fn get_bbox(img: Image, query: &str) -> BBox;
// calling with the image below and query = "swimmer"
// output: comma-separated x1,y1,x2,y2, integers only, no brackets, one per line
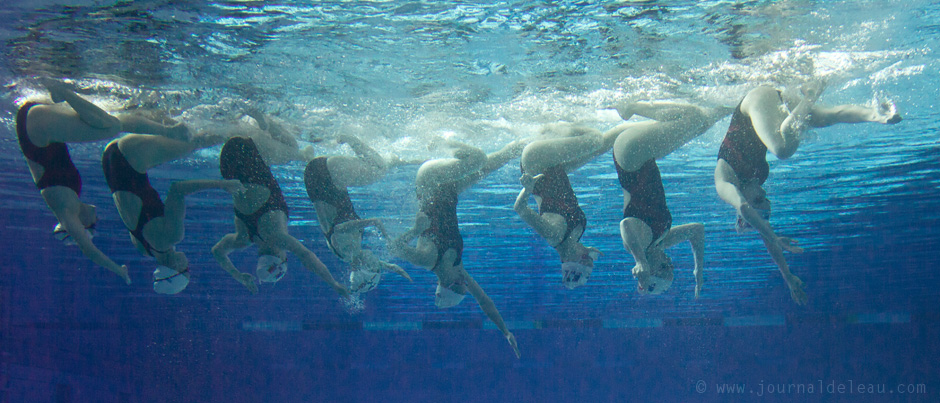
102,130,242,294
390,138,528,359
176,100,317,165
304,134,412,294
714,81,901,305
612,101,731,298
242,108,317,164
515,123,624,289
16,78,187,284
211,136,349,297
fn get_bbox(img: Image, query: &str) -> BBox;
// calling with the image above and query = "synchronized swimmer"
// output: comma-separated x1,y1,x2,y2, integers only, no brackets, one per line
13,77,903,357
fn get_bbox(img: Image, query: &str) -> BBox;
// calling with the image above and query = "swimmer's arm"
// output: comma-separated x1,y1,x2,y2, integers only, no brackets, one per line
620,217,654,283
661,223,706,298
464,273,520,359
389,230,437,269
59,213,130,285
388,215,436,269
273,231,350,298
211,231,258,294
514,187,563,246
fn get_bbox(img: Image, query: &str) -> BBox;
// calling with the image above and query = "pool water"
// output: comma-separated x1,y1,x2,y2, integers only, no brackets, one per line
1,1,938,402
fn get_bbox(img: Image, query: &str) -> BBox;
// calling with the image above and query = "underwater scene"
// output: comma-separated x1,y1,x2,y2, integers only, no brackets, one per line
1,1,938,402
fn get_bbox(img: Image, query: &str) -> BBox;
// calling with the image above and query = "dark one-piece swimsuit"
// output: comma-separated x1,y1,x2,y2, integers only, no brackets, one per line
17,102,82,195
304,157,361,260
716,98,776,186
102,141,167,257
528,165,587,250
614,152,672,244
220,137,289,243
418,181,463,269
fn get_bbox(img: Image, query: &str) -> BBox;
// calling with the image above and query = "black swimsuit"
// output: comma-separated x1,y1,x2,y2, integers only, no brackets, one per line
418,182,463,268
102,141,167,257
220,137,289,242
529,165,586,248
304,157,361,259
614,153,672,243
16,102,83,194
717,100,772,186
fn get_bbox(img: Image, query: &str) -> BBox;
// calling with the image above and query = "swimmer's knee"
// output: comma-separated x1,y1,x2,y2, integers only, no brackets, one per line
620,217,652,237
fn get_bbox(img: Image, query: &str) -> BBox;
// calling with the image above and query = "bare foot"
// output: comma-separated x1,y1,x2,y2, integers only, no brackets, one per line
800,79,827,102
191,132,226,149
40,77,71,103
876,99,901,124
244,108,269,131
608,101,636,121
386,263,412,281
165,122,192,141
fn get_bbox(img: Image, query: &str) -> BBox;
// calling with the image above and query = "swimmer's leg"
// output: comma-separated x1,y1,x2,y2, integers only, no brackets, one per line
715,159,805,304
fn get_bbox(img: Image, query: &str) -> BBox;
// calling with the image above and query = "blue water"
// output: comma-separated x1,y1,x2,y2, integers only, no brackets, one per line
1,1,939,402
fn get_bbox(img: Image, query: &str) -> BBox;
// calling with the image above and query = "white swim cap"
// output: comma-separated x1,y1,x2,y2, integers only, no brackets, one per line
153,266,190,295
256,255,287,283
642,274,674,295
349,269,381,294
561,261,592,289
435,283,466,308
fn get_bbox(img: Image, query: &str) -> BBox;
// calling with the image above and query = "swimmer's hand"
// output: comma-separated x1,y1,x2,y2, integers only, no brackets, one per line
694,265,703,299
519,173,543,192
785,273,807,305
414,212,431,233
237,272,259,294
221,180,246,196
333,282,351,298
115,264,132,285
507,332,521,359
589,248,603,263
632,263,652,292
